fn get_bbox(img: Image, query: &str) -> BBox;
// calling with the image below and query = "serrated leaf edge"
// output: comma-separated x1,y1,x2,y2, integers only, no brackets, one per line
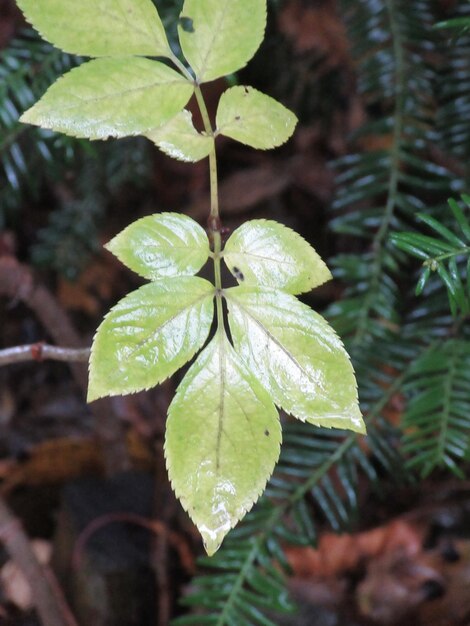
223,219,333,294
164,331,281,555
87,278,215,402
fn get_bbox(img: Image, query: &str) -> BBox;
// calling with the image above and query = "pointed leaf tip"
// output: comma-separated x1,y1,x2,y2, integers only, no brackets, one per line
226,287,365,434
87,277,214,401
146,111,214,163
223,219,332,294
165,331,280,554
216,86,298,150
106,213,210,280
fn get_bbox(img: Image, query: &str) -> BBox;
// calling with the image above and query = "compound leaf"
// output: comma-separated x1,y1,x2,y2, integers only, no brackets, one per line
21,58,193,140
226,287,365,433
88,277,214,401
16,0,172,58
146,110,214,162
216,86,298,149
106,213,210,280
178,0,267,83
223,219,332,294
165,330,280,555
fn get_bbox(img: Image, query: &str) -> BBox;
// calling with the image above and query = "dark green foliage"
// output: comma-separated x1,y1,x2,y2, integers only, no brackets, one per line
402,340,470,477
30,137,153,279
392,195,470,315
0,29,79,218
0,29,154,276
175,0,470,623
31,197,101,280
3,0,470,622
173,423,374,626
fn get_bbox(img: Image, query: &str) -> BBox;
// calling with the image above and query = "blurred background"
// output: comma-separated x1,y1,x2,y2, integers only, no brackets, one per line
1,0,470,625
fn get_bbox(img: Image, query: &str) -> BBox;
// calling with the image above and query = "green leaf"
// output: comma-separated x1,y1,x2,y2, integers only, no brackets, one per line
88,277,214,401
226,287,365,433
417,213,466,247
448,198,470,242
165,330,280,555
223,219,332,294
146,110,214,162
16,0,172,57
178,0,267,83
216,86,298,150
106,213,210,280
20,58,193,140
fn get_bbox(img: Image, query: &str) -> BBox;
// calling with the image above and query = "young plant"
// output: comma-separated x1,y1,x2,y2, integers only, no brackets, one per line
17,0,365,555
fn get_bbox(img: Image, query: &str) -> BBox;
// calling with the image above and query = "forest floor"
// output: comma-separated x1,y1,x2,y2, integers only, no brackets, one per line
1,0,470,625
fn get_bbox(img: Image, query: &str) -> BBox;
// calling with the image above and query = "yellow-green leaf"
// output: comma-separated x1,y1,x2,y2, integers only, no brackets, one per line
146,110,214,162
20,58,194,140
216,86,298,149
88,277,214,401
226,287,365,434
106,213,210,280
17,0,172,57
178,0,267,83
165,331,280,555
223,219,332,294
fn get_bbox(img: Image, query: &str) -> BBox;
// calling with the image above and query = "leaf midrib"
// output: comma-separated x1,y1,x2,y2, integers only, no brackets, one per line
36,74,188,113
228,294,317,393
127,289,213,357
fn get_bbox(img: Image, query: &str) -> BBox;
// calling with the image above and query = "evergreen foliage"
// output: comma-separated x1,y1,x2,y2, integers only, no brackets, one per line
2,0,470,622
0,29,79,216
175,0,470,622
0,29,157,277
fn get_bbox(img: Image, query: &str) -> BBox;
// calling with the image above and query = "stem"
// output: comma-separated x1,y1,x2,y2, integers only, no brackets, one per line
194,87,220,223
193,85,225,329
425,246,470,264
0,256,130,475
0,344,90,366
169,52,194,83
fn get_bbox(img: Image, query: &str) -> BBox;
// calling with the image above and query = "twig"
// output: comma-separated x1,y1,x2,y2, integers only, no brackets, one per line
0,343,90,366
0,256,130,474
0,496,79,626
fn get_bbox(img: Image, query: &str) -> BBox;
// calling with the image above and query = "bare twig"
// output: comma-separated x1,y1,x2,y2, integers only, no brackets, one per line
0,496,79,626
0,343,90,366
0,256,130,474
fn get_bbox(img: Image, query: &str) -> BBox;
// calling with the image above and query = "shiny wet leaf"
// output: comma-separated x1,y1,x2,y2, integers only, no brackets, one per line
16,0,172,58
106,213,210,280
165,331,280,555
88,277,214,401
226,286,365,433
178,0,267,83
146,110,214,162
21,58,193,140
216,86,298,150
223,219,332,294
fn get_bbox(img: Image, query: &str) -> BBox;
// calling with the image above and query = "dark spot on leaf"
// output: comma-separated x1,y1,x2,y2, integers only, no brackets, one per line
179,16,195,33
264,429,270,437
232,267,244,281
244,86,249,94
235,115,241,121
